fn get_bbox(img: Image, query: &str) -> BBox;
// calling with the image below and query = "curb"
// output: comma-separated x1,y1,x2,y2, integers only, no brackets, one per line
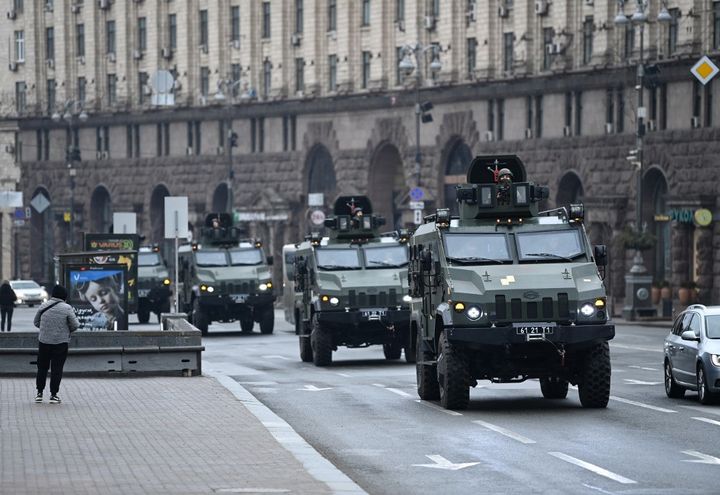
207,371,367,495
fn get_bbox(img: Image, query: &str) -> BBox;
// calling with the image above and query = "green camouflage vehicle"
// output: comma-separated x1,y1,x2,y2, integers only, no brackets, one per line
409,155,614,410
294,197,413,366
136,245,172,324
178,213,275,335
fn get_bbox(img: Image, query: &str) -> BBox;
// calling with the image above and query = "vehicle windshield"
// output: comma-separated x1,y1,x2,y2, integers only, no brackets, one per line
364,245,408,268
195,251,228,267
229,248,264,266
12,281,40,289
516,230,585,262
315,248,361,270
444,234,511,263
139,253,162,266
706,315,720,339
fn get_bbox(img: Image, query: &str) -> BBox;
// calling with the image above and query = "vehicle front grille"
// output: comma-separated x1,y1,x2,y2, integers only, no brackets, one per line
491,292,575,323
347,289,397,308
220,281,255,294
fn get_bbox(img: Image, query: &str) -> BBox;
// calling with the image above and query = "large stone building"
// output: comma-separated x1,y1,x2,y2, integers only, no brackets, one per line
1,0,719,313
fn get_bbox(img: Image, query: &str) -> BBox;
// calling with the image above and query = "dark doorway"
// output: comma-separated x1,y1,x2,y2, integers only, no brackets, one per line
212,183,229,213
642,168,670,282
29,188,54,284
306,144,337,209
368,144,405,229
443,140,473,214
556,172,584,212
149,185,171,245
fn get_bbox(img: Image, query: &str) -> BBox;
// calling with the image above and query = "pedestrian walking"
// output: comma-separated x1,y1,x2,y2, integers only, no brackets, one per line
33,285,79,404
0,280,17,332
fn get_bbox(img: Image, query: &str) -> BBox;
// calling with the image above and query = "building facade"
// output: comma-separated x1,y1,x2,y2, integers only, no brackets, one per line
1,0,720,312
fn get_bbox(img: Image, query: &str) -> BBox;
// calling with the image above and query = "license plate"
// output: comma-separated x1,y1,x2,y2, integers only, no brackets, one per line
137,289,149,298
361,308,387,320
230,294,248,303
514,323,555,335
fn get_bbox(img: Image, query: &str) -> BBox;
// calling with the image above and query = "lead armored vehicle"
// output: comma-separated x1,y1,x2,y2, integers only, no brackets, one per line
136,245,172,323
409,155,614,409
294,197,413,366
177,213,275,335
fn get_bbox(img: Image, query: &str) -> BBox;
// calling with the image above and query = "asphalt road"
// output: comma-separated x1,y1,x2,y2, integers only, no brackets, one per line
9,307,720,494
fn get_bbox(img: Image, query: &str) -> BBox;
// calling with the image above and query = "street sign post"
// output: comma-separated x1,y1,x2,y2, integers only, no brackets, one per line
310,209,326,225
308,193,324,207
410,187,425,201
164,197,188,313
113,213,137,234
30,193,50,214
409,201,425,210
413,209,423,225
0,191,23,208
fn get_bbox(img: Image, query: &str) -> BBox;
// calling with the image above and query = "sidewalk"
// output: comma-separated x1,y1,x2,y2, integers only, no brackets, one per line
0,375,364,495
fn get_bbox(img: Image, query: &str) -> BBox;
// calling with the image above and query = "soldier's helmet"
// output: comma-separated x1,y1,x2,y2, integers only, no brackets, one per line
498,168,513,180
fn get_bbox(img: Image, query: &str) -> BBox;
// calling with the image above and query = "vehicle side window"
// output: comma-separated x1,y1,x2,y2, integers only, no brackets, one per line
681,312,694,334
688,313,702,337
672,314,684,335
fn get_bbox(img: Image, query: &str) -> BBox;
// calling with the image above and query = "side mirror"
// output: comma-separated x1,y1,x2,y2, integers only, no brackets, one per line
681,330,700,342
266,255,274,266
594,245,607,266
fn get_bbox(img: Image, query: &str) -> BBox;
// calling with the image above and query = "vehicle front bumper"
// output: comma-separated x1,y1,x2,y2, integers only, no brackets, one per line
701,355,720,393
446,323,615,347
198,293,276,308
318,308,411,327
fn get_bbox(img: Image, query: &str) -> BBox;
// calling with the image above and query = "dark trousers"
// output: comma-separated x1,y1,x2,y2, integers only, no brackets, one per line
0,305,13,331
36,342,69,395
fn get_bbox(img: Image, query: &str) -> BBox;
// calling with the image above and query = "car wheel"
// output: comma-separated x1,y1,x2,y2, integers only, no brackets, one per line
578,342,611,408
192,299,209,336
259,307,274,334
664,360,686,399
383,342,402,360
310,314,332,367
138,307,151,324
697,365,718,405
416,332,440,401
540,377,569,399
404,325,417,364
299,319,313,363
437,332,470,410
240,316,254,333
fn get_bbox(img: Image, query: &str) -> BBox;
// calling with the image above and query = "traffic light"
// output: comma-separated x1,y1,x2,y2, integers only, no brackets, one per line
420,101,434,123
229,131,239,148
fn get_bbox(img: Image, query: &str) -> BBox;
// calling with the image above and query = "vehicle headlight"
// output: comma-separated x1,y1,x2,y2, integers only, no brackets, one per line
259,283,268,291
17,298,23,304
206,286,214,293
200,285,214,293
712,355,720,367
163,278,171,286
466,306,482,320
580,303,595,317
329,297,339,306
454,302,466,312
402,295,413,303
321,295,329,303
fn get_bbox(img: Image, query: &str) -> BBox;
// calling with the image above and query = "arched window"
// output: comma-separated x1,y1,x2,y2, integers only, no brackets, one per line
90,186,112,233
212,183,229,214
306,144,337,208
556,172,584,212
443,140,472,213
368,144,404,229
149,185,170,244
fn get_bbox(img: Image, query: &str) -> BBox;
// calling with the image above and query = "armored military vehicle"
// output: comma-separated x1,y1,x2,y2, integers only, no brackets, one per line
136,245,172,323
408,155,614,410
294,196,413,366
177,213,275,335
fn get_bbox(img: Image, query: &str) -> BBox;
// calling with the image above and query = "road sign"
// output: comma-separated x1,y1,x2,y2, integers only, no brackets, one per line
691,56,719,85
30,193,50,214
63,212,71,223
164,197,188,239
308,193,324,207
13,219,25,227
413,209,423,225
410,187,424,201
114,212,137,234
310,209,326,225
409,201,425,210
0,191,22,208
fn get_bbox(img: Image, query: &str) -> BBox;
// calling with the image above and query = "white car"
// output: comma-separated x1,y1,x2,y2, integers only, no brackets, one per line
10,280,49,307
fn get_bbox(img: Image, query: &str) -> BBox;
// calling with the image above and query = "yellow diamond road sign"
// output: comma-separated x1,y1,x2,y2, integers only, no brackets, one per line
691,56,719,85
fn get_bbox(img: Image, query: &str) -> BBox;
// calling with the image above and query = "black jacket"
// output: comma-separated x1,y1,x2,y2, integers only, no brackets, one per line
0,283,17,306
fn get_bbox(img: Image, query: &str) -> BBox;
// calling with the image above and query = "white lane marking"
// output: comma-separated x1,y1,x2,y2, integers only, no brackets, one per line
581,484,619,495
216,489,290,493
610,395,677,413
628,365,659,372
386,387,413,398
623,379,662,385
262,355,291,360
297,384,333,392
412,455,481,471
611,343,663,353
548,452,637,485
414,400,463,416
336,373,351,378
372,383,385,388
692,417,720,427
681,450,720,465
472,420,536,444
238,381,279,386
680,405,720,417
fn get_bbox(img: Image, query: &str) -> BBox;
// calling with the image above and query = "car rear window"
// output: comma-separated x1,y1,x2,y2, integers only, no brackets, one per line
705,315,720,339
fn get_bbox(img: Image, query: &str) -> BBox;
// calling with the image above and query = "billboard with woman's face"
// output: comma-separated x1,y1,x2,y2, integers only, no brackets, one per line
66,265,129,331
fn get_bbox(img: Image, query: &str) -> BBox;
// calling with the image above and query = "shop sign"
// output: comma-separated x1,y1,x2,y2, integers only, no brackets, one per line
658,208,714,226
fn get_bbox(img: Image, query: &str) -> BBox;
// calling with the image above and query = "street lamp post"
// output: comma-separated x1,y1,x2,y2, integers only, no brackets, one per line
214,79,251,216
616,0,671,319
52,100,88,250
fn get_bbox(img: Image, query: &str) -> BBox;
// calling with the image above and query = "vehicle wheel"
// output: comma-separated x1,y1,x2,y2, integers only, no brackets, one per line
578,342,611,408
404,325,417,364
540,377,569,399
299,320,313,363
310,314,332,367
240,316,254,333
28,304,34,308
294,310,301,335
192,299,209,336
383,342,402,360
259,307,274,334
138,307,151,324
697,364,718,405
416,332,440,400
664,361,685,399
437,332,470,410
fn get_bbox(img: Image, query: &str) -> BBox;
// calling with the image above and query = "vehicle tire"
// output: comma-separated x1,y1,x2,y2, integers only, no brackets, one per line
240,316,254,333
192,299,209,336
437,332,470,410
138,306,151,324
664,360,685,399
28,304,34,308
697,364,718,405
294,310,301,335
404,325,417,364
416,332,440,400
299,320,313,363
578,342,611,408
310,314,332,367
383,342,402,360
259,307,274,334
540,377,569,399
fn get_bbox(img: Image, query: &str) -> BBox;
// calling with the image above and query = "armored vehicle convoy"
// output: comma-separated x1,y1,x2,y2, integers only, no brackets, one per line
136,245,172,323
294,197,413,366
409,155,614,410
177,213,275,335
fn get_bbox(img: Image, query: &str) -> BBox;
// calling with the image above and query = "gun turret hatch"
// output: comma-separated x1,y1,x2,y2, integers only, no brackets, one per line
200,213,243,245
323,196,386,242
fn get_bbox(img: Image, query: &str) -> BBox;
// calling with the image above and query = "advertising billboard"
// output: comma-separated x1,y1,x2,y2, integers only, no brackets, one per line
84,234,139,313
66,265,129,331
